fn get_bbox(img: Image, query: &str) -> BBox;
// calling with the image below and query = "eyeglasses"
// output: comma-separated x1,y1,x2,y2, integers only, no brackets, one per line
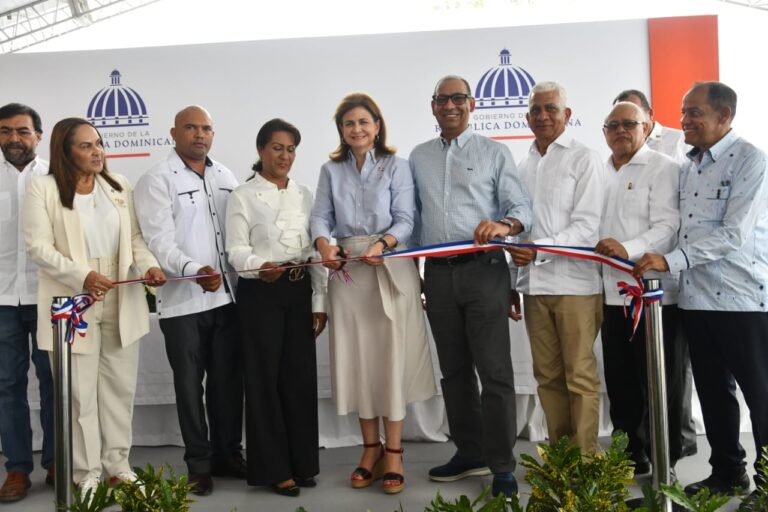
603,120,644,132
432,93,471,106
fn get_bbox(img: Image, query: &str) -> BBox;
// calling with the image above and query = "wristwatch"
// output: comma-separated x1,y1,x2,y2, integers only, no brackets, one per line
497,218,518,236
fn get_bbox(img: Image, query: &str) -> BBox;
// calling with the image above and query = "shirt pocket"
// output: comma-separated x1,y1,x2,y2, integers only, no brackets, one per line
621,186,650,219
704,185,730,221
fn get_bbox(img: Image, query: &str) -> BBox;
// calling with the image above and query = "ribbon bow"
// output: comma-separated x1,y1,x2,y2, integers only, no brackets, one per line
50,293,96,345
617,281,664,338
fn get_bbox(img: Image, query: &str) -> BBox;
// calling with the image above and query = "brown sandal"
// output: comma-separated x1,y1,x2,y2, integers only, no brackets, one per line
350,442,385,489
382,446,405,494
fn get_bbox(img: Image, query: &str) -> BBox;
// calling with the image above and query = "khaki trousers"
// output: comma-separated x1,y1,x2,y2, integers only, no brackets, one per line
57,257,140,482
523,294,602,453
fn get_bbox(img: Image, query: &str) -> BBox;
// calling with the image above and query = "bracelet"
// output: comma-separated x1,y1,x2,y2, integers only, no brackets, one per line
376,237,391,251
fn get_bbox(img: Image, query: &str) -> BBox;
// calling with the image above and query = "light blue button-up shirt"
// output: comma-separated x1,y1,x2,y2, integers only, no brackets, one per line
665,130,768,311
310,151,414,245
409,127,531,246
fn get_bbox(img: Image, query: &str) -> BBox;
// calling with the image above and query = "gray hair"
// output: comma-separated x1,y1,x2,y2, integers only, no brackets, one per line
529,81,568,107
605,101,647,124
433,75,473,97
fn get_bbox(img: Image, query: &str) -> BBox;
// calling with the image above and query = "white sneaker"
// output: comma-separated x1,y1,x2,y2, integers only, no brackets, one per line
112,470,144,495
78,476,101,505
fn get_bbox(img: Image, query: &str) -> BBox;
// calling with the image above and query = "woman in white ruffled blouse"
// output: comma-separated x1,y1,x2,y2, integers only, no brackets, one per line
225,119,327,497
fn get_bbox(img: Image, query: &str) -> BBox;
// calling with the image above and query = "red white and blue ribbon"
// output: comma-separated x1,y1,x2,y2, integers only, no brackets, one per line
58,239,663,340
385,240,663,336
50,293,96,345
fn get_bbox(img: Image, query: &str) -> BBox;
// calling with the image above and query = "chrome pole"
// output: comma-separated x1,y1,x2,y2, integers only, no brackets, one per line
52,296,73,510
644,278,671,512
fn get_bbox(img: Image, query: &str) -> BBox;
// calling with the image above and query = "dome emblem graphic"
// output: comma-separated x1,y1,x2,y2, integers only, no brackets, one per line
474,49,536,110
87,70,149,128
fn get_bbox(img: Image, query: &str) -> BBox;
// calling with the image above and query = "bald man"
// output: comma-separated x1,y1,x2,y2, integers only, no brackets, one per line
596,102,684,476
134,106,244,496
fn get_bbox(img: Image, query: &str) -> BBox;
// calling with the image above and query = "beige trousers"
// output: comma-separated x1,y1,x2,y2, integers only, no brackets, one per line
53,256,140,482
523,294,603,453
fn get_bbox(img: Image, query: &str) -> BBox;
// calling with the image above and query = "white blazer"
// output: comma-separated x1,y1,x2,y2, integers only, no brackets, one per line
23,173,159,354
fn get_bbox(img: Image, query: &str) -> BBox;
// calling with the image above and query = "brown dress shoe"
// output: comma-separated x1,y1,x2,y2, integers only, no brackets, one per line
0,471,32,503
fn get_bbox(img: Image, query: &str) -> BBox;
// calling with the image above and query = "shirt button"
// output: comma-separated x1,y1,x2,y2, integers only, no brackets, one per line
694,193,698,197
688,214,692,218
684,235,688,239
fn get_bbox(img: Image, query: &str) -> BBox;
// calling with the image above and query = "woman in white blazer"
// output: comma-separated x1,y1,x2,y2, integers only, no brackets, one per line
23,118,165,497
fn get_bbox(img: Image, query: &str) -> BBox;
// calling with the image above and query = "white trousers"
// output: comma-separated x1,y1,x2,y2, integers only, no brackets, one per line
51,256,140,483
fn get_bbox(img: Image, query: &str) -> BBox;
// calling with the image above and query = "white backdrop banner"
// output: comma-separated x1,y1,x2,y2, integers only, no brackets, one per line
0,18,648,187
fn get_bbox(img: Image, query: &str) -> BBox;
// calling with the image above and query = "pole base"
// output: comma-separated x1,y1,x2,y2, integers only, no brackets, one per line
626,496,686,511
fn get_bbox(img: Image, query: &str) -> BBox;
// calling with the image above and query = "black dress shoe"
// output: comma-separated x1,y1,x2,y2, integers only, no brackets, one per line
211,454,247,479
295,477,317,488
681,443,698,457
684,472,750,496
188,474,213,496
271,480,300,497
633,459,652,477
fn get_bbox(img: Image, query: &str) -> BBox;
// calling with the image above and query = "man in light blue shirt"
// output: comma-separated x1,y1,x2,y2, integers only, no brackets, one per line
635,82,768,504
409,75,531,500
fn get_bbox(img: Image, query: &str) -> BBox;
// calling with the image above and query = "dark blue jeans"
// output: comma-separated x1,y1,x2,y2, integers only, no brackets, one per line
0,305,54,472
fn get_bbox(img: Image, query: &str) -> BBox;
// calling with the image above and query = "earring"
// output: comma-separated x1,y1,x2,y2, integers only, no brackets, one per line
374,135,380,144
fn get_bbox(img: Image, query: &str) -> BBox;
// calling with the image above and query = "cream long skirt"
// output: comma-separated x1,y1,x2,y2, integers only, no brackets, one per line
328,235,436,421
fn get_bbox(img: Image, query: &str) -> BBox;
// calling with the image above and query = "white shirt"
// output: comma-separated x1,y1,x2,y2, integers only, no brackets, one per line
74,184,120,259
647,122,690,166
226,173,327,312
600,145,680,305
0,156,48,305
515,134,604,295
134,150,239,319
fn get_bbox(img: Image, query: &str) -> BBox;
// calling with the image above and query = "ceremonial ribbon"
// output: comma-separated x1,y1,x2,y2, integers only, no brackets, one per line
50,293,96,345
65,239,664,340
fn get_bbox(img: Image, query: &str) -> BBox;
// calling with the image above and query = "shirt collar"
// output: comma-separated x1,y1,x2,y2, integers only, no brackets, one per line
169,149,213,177
605,145,650,171
253,170,295,191
648,121,664,142
347,148,377,165
528,132,573,155
687,129,737,163
0,155,42,174
440,126,473,149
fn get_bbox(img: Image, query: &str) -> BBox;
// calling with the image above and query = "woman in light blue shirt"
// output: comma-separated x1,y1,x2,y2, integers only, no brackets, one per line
310,93,435,495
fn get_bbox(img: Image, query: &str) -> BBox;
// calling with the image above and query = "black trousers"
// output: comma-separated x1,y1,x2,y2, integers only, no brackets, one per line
159,303,243,474
601,305,684,464
683,309,768,481
236,273,319,486
424,250,517,473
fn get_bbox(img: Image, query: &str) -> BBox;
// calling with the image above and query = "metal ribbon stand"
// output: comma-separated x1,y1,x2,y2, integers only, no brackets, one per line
644,278,672,512
52,297,73,510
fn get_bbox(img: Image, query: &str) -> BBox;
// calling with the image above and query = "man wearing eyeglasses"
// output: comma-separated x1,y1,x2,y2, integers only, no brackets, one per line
635,82,768,505
409,75,531,500
506,81,604,454
614,88,699,461
0,103,54,502
596,101,683,477
614,89,690,166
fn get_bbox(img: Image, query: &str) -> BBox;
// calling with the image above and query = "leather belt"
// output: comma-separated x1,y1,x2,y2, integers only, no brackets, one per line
429,252,484,267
